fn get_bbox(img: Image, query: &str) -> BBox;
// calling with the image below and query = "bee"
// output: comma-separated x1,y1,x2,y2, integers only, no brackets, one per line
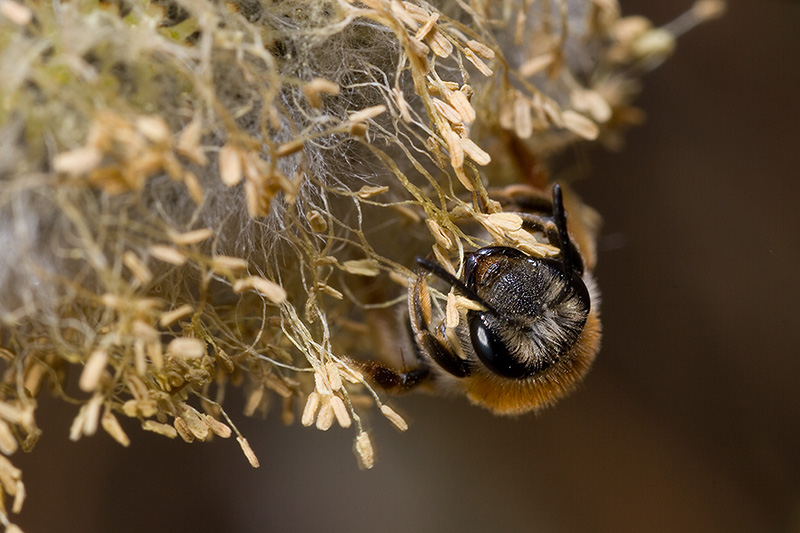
356,184,601,415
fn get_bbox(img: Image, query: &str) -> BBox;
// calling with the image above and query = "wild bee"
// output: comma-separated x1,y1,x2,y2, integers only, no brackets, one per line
357,184,601,415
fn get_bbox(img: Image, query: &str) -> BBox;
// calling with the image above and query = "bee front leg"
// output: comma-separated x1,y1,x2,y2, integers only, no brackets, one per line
351,272,469,394
408,275,470,378
351,359,431,393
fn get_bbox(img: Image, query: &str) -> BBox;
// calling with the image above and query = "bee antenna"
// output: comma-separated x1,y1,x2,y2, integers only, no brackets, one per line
551,184,584,276
415,257,498,314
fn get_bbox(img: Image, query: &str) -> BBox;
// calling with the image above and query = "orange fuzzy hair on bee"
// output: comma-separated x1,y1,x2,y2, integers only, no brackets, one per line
463,288,601,415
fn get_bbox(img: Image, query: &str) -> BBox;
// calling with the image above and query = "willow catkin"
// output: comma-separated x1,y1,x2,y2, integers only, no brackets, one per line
0,0,722,525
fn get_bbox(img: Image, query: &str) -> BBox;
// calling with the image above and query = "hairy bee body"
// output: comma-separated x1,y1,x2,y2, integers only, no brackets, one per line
359,184,601,415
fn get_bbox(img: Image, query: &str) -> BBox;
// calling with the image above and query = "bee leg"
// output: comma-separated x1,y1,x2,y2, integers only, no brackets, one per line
409,275,471,378
412,327,470,378
353,360,431,393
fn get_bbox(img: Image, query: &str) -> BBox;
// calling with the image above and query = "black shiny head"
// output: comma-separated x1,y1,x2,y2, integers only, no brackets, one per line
463,247,589,378
416,185,591,380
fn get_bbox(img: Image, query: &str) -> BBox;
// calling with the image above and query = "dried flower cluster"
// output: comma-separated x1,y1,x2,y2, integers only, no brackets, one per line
0,0,723,528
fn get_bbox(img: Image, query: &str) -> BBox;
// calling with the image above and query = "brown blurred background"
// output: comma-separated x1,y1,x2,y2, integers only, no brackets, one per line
14,1,800,531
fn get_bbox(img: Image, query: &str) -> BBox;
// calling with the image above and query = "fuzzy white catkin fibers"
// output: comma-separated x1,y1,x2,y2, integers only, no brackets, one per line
0,0,606,327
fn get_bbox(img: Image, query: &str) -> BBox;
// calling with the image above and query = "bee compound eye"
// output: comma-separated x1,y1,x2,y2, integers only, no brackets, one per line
468,311,533,379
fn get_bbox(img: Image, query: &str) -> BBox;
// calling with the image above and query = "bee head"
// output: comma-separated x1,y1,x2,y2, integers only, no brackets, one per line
417,184,591,380
463,246,590,378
